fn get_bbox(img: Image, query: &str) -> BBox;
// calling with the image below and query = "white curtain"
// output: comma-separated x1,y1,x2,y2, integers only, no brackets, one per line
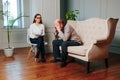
0,0,3,28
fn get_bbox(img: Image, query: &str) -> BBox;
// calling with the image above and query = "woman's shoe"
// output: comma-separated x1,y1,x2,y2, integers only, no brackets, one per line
40,58,46,63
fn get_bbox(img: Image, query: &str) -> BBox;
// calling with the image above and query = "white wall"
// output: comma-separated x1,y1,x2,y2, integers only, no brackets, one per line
0,29,28,48
67,0,120,54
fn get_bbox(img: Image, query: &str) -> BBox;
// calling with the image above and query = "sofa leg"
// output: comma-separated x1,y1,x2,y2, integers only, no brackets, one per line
87,62,90,73
105,58,108,68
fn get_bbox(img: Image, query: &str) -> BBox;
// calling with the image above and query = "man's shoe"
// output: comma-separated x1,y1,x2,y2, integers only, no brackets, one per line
56,57,62,60
60,62,67,67
50,59,61,63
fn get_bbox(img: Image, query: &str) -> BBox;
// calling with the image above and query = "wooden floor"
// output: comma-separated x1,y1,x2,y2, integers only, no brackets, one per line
0,47,120,80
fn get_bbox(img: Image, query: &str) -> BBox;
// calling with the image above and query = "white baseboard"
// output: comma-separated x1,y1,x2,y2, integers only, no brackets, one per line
110,44,120,54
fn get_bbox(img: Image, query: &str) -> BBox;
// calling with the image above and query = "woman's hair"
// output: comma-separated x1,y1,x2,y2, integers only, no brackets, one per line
33,13,43,23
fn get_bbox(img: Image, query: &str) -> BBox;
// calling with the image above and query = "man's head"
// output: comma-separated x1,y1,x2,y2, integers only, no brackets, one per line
54,19,64,30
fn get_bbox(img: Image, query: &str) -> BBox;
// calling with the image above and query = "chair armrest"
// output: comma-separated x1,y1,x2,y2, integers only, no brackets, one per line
93,39,107,45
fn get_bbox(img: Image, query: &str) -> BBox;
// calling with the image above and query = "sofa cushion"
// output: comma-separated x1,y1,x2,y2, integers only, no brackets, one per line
68,46,89,56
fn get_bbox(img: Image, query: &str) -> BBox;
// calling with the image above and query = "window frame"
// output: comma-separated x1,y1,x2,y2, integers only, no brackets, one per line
2,0,23,29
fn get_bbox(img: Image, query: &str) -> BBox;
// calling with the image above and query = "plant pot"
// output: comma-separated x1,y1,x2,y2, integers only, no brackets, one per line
4,48,14,57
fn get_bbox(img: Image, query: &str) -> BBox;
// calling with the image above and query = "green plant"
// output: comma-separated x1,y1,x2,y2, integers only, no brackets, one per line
0,0,28,48
7,15,28,48
65,10,80,20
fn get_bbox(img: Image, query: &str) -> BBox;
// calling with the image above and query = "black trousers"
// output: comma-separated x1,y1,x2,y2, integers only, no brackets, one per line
30,36,45,58
52,39,80,62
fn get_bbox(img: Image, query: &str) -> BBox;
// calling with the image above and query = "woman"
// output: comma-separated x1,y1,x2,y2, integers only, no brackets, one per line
29,13,46,62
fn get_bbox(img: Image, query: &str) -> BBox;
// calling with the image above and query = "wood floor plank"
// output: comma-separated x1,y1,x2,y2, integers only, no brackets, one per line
0,47,120,80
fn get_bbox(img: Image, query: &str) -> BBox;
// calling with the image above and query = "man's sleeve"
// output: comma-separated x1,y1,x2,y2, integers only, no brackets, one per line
58,24,71,41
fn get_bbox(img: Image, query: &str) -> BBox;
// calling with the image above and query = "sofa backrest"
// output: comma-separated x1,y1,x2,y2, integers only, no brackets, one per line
67,18,118,46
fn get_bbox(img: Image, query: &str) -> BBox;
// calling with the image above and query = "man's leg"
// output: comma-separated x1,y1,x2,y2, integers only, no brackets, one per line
52,39,63,62
61,40,80,67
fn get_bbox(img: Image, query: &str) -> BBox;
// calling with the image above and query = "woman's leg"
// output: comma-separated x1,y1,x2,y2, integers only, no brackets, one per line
37,36,46,62
38,40,46,62
30,36,45,62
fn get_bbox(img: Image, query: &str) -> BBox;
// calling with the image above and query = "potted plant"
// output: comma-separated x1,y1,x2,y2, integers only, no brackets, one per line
0,0,28,57
65,10,80,20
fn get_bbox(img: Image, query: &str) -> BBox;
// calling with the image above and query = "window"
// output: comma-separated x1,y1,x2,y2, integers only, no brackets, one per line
2,0,23,28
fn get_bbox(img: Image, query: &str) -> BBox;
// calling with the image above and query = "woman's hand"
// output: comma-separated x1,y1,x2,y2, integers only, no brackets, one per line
34,35,39,39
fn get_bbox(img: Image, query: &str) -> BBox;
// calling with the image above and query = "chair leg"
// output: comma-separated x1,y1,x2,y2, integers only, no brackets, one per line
27,45,38,62
87,62,90,73
27,46,32,59
105,58,108,68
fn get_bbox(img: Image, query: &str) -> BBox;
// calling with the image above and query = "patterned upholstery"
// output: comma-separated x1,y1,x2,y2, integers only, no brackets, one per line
67,18,119,61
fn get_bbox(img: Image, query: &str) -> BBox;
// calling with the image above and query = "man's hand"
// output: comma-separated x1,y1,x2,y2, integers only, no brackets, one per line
54,27,58,33
55,26,61,32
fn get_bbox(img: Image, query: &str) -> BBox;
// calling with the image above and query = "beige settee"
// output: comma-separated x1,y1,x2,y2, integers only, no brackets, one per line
67,18,119,73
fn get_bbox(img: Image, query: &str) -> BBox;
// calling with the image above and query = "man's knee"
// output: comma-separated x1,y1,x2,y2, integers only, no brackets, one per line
61,41,68,47
52,40,57,45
